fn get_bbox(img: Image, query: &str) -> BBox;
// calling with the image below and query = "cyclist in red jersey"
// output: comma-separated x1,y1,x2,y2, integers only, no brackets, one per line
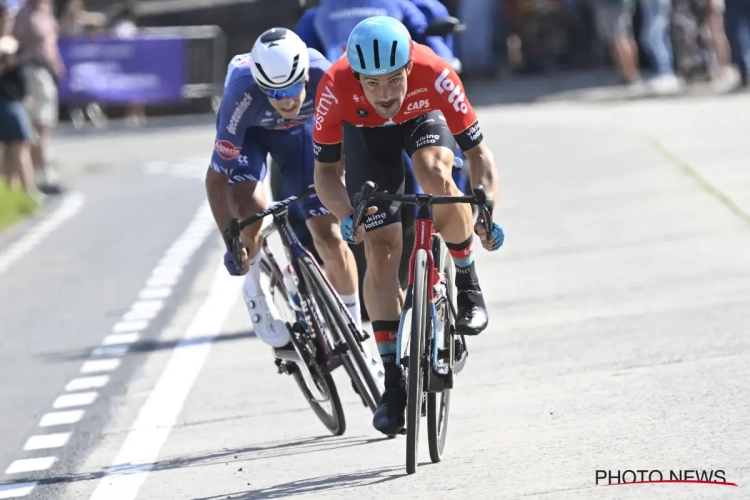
312,16,504,436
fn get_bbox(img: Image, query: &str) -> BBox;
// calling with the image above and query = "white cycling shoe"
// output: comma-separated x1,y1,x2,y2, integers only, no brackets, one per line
243,282,291,348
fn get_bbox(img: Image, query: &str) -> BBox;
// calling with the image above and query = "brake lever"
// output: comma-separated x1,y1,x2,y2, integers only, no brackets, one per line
351,181,377,238
229,218,243,270
472,185,493,236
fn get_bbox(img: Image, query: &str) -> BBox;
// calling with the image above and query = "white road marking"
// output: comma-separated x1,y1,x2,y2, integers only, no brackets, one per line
0,192,85,275
88,263,243,500
139,287,172,300
112,320,149,333
80,359,121,374
0,482,38,498
39,410,85,427
53,392,98,409
23,433,72,451
65,376,110,391
1,200,221,499
103,333,140,345
5,457,57,474
91,346,129,357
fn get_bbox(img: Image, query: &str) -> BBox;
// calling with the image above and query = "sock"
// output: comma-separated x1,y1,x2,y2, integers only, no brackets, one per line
446,236,479,291
372,320,401,384
339,292,362,329
242,252,263,297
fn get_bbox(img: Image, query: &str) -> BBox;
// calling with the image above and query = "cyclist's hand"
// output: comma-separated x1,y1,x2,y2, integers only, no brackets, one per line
340,207,377,245
475,219,505,251
223,245,249,276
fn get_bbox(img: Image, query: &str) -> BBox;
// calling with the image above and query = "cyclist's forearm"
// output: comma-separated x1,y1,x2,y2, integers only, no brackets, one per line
205,167,233,240
465,142,501,205
314,160,352,220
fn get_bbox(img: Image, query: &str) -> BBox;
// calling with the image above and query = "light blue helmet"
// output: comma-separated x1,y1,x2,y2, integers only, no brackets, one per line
346,16,413,76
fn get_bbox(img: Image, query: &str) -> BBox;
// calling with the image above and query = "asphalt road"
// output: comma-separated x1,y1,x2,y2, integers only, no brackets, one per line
1,93,749,500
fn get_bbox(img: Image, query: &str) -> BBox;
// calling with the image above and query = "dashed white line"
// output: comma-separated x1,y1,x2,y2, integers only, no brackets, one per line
65,375,110,391
53,392,98,409
0,192,85,275
89,263,243,500
112,320,149,334
91,346,129,357
103,333,140,345
5,457,57,474
2,200,220,499
139,287,172,300
0,482,38,498
39,410,85,427
80,359,121,374
23,433,72,451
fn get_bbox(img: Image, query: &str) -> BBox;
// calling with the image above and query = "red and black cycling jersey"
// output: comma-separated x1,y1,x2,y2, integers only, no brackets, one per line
312,43,484,163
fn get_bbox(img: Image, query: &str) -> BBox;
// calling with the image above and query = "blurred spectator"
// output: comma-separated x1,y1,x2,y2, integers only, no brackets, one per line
457,0,497,76
594,0,641,83
111,4,145,126
672,0,716,81
639,0,680,93
59,0,88,38
13,0,65,195
706,0,730,74
725,0,750,88
77,11,107,128
0,2,37,200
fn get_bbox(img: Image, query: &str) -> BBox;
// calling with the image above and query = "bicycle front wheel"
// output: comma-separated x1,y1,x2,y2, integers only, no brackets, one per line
406,249,430,475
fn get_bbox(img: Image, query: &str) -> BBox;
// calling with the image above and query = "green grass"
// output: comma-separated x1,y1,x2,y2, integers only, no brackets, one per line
0,180,38,231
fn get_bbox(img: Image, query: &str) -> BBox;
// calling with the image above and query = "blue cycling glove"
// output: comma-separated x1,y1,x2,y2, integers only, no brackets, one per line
221,229,245,276
340,212,355,245
475,200,505,251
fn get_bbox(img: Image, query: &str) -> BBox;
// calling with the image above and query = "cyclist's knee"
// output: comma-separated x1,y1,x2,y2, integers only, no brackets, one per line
364,225,403,274
411,146,456,194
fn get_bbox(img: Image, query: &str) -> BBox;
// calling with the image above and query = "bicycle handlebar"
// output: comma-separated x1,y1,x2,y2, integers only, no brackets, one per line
351,181,493,238
227,184,317,267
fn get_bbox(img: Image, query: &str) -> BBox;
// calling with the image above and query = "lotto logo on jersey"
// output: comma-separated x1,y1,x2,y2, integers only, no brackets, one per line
214,139,241,160
434,68,468,114
406,99,430,112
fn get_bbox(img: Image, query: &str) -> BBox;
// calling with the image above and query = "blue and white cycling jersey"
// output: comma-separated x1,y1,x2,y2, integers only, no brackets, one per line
210,48,332,219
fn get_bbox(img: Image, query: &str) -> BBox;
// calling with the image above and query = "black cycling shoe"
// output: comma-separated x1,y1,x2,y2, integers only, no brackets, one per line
372,386,407,435
455,288,488,335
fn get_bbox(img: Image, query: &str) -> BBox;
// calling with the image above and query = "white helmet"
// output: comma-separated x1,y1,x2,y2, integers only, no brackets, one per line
250,28,310,90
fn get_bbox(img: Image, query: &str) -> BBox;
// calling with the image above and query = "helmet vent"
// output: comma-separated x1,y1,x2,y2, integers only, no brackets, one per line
356,44,366,70
373,39,380,69
389,41,398,67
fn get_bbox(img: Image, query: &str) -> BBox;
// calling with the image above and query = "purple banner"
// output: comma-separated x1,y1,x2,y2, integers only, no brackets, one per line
57,36,187,104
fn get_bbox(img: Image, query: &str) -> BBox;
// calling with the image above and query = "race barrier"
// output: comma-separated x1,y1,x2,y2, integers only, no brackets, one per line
56,26,226,110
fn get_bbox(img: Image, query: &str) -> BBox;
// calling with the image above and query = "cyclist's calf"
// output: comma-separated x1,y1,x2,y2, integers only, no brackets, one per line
363,224,404,321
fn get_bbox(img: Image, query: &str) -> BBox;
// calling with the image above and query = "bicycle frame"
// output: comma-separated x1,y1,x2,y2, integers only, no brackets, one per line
229,185,369,376
350,181,493,379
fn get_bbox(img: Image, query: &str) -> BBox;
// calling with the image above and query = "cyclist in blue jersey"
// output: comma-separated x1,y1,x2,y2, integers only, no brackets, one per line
205,28,378,373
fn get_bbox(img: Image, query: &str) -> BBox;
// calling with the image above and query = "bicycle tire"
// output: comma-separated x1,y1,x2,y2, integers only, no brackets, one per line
297,255,381,412
406,249,429,475
427,236,454,463
261,253,346,435
291,368,346,435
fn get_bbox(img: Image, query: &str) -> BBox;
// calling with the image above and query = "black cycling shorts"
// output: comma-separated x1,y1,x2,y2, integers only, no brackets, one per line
343,111,456,232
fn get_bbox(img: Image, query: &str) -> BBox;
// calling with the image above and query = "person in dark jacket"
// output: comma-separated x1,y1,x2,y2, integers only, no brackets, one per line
0,3,38,199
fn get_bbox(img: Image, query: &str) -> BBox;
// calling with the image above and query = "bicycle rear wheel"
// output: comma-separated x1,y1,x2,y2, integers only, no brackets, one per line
297,254,381,412
406,249,429,475
262,253,346,436
427,236,454,463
